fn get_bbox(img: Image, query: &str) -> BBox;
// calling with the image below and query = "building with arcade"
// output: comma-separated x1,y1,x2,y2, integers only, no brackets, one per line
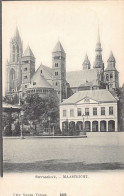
60,89,118,133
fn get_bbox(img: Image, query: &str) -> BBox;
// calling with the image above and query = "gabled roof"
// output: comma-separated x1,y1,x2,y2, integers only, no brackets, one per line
23,46,35,58
60,89,117,105
32,64,53,82
28,74,52,89
52,41,65,53
41,64,53,78
66,69,99,88
29,64,53,89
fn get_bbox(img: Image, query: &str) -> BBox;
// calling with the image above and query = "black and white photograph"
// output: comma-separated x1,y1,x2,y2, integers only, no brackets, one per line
0,1,124,195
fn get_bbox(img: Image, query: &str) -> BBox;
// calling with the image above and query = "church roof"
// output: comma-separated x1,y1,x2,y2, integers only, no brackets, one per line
12,27,21,42
28,74,52,89
66,69,99,88
95,27,102,51
60,89,117,105
105,66,117,71
52,41,65,53
83,54,90,65
107,51,116,62
105,51,117,71
23,46,35,58
29,64,53,89
33,64,53,84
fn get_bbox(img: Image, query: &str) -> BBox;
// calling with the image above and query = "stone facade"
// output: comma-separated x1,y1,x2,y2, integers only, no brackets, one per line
5,27,119,103
60,90,118,132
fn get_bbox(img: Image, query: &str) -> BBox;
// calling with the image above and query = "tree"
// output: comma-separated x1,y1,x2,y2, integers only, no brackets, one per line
116,85,124,131
3,94,19,105
21,92,59,134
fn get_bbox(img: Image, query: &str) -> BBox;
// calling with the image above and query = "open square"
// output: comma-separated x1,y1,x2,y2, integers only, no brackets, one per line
3,132,124,172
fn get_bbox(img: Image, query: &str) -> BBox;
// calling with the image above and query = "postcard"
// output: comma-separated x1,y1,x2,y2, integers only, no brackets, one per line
0,1,124,196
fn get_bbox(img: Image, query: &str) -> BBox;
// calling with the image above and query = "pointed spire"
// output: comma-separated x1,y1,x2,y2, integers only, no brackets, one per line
15,26,20,38
97,24,100,44
82,53,91,69
84,54,89,62
95,25,102,51
12,26,21,42
23,45,35,58
107,51,115,62
52,41,65,53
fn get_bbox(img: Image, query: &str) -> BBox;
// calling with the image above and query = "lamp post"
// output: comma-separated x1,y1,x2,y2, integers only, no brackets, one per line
20,110,24,139
48,116,51,135
53,125,54,136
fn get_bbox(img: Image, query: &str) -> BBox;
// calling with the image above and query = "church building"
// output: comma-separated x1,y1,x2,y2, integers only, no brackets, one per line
5,27,119,104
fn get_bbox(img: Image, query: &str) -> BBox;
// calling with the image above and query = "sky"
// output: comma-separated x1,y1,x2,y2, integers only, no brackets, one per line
2,1,124,94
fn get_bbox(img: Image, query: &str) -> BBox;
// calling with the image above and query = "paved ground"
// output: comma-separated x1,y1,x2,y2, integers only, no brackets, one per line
3,132,124,172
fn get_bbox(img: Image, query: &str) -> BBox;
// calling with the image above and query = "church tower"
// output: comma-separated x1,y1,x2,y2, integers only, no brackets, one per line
6,27,23,94
21,46,35,92
93,28,104,85
93,29,104,70
104,51,119,90
82,54,91,70
52,41,67,102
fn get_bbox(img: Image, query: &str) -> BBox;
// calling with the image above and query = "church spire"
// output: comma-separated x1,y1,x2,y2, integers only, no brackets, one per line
96,26,102,52
97,25,100,43
93,27,104,69
107,51,116,63
10,26,23,63
12,26,21,43
82,54,91,70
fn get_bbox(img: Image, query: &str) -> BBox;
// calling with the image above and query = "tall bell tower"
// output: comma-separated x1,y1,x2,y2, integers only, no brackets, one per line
21,46,35,91
104,51,119,90
93,28,104,84
6,27,23,95
52,41,67,102
93,28,104,70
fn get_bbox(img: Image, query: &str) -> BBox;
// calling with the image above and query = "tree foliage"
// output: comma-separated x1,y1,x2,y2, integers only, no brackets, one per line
117,85,124,131
22,92,59,132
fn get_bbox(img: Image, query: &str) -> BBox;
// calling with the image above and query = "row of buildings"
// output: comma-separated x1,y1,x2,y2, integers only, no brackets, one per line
5,27,119,132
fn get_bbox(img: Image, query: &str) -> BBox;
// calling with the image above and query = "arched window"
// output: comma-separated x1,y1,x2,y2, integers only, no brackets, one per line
17,54,19,62
13,45,15,53
10,68,15,80
13,54,15,62
110,73,113,80
17,45,19,53
55,63,58,67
